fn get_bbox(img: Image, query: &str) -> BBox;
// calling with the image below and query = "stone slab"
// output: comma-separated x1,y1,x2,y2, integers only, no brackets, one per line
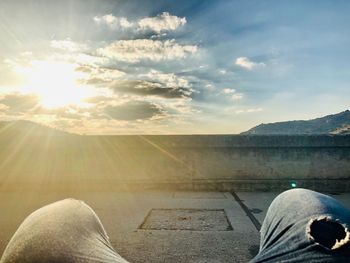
140,209,232,231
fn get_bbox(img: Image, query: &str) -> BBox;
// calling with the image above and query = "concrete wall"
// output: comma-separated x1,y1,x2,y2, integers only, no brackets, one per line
0,135,349,192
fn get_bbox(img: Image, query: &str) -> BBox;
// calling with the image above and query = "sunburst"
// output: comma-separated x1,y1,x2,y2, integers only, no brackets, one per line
15,60,95,109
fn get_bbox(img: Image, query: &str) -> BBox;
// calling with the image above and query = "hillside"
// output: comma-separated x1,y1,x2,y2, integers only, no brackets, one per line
242,110,350,135
0,120,70,137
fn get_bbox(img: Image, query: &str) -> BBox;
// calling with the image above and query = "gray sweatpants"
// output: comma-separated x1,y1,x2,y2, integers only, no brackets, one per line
0,199,129,263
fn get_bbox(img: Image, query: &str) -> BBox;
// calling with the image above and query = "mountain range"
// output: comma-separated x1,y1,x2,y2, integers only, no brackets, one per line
242,110,350,135
1,110,350,136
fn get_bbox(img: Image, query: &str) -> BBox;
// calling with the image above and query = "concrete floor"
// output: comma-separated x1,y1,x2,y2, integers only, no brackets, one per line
0,190,349,262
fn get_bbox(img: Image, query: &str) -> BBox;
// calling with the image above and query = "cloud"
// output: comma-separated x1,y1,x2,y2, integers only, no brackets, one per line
84,96,113,105
50,39,88,52
0,93,94,121
235,57,266,70
0,92,166,124
231,93,243,100
0,93,40,114
76,65,126,85
93,14,133,30
101,100,165,121
220,88,243,100
141,69,191,89
109,80,191,99
94,12,186,34
76,67,194,99
0,65,27,87
138,12,186,33
0,11,197,133
97,39,197,63
204,84,215,92
235,107,263,114
30,104,95,120
221,88,235,94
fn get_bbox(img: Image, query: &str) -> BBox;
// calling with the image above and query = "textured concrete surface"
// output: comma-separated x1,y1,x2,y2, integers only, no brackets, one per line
0,190,260,263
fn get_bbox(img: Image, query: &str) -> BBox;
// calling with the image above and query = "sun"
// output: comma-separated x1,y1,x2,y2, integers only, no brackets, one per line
16,60,94,109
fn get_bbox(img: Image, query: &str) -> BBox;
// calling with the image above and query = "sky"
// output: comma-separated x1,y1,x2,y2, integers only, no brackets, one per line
0,0,349,134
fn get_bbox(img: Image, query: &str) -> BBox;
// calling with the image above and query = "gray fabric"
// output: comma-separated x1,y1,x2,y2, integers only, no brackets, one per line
250,189,350,262
0,199,129,263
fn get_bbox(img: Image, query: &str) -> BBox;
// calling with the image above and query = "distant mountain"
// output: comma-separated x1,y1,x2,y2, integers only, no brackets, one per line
0,120,70,137
242,110,350,135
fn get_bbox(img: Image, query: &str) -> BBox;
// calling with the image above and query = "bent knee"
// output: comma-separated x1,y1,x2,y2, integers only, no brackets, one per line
281,188,313,196
46,198,95,217
24,198,95,224
56,198,87,207
276,188,316,201
268,188,318,211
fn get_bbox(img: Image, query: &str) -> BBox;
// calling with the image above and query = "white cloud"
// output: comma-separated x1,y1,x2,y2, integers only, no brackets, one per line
97,39,197,63
49,39,107,66
50,39,88,52
246,107,262,112
94,12,186,34
235,57,265,70
94,68,126,80
205,84,215,91
235,107,263,114
76,65,126,85
220,88,243,100
20,51,33,57
141,69,191,89
231,93,243,100
221,88,235,94
93,14,133,30
138,12,186,33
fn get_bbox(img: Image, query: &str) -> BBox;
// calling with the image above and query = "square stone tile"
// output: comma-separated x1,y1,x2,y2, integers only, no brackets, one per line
140,209,233,231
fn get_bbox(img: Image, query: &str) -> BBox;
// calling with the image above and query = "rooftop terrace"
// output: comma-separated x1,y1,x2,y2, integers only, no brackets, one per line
0,135,349,261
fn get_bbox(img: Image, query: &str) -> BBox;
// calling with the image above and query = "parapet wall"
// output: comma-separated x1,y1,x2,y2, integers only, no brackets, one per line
1,135,350,192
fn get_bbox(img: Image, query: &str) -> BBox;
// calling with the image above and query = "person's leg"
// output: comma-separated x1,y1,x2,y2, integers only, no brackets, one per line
250,188,350,263
0,198,130,263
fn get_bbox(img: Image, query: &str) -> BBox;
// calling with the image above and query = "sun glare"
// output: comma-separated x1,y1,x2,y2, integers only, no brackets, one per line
16,60,94,109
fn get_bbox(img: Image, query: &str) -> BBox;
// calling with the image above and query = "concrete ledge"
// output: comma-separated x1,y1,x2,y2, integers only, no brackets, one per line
2,179,350,192
3,134,350,148
192,179,350,192
79,134,350,147
1,135,349,192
